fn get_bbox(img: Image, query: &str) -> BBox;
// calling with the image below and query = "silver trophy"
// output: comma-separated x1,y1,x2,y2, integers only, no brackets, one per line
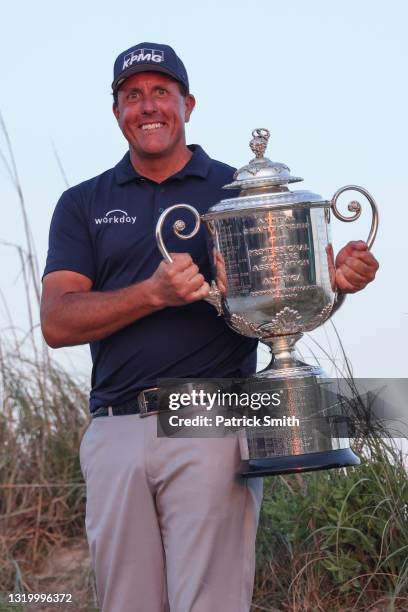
155,129,379,476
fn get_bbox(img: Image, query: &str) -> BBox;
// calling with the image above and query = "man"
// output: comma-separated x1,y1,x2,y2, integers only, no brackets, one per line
41,42,379,612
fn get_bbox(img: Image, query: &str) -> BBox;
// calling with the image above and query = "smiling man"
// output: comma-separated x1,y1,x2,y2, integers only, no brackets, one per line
41,42,379,612
113,72,195,178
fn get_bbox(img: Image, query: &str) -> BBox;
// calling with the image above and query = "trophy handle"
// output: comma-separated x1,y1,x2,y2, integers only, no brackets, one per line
155,203,202,263
329,185,379,315
155,204,223,315
330,184,379,250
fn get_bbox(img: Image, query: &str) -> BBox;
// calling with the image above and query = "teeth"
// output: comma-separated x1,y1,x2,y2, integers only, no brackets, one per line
141,123,164,130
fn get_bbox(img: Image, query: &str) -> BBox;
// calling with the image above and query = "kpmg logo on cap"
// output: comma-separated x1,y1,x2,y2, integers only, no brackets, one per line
122,49,164,70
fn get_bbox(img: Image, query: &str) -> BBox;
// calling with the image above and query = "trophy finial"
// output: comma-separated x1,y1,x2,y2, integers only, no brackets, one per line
223,126,303,189
250,128,270,158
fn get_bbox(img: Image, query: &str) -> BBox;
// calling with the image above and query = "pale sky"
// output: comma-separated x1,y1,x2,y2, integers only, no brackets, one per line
0,0,407,381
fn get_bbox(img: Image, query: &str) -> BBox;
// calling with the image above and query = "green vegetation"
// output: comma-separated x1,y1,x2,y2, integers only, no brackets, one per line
1,345,408,610
256,438,408,610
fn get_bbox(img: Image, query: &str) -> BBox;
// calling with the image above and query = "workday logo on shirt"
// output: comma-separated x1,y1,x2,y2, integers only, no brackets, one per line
94,209,136,225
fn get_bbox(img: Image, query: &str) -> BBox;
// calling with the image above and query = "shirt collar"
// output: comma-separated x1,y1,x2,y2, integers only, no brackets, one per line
114,145,211,185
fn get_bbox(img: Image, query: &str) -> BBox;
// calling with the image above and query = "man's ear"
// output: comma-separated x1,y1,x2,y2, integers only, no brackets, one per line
112,103,120,122
184,94,196,123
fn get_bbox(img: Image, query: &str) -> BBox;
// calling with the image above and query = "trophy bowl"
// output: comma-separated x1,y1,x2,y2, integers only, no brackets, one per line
155,128,379,477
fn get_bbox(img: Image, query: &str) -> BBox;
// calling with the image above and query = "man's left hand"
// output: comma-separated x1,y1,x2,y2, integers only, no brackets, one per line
335,240,379,293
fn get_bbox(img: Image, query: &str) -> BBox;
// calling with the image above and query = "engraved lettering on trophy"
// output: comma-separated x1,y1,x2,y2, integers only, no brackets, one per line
261,256,309,266
243,215,309,234
256,215,287,225
248,244,309,257
262,274,301,285
252,259,309,274
250,245,310,272
272,222,309,231
250,285,318,298
261,251,301,262
254,216,308,227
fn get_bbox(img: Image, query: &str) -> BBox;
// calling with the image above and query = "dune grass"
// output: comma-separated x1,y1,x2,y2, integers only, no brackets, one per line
0,344,91,608
255,436,408,610
1,343,408,611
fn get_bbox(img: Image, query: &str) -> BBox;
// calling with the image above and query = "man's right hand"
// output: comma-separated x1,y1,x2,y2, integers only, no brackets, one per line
41,254,209,348
149,253,210,307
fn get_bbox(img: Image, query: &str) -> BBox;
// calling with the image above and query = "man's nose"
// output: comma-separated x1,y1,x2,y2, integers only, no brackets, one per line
140,95,157,114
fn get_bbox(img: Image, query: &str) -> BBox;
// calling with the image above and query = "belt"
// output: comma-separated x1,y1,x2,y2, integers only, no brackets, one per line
92,387,160,418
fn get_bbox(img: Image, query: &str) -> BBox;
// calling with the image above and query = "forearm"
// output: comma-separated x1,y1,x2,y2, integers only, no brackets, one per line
42,278,162,348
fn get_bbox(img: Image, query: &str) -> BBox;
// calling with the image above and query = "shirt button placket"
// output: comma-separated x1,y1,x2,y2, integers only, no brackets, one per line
156,185,166,217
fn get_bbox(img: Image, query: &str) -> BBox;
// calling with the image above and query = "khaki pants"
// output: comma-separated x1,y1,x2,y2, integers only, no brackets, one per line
80,412,263,612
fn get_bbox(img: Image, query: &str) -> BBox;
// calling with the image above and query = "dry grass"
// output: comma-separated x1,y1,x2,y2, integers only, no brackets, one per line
0,346,95,610
2,344,408,612
254,435,408,611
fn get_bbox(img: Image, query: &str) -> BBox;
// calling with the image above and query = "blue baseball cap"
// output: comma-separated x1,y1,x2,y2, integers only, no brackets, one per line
112,42,189,93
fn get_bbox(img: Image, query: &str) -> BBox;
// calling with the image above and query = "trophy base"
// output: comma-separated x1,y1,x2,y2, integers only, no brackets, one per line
240,447,360,477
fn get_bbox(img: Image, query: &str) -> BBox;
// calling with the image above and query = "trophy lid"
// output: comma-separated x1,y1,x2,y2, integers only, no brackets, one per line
203,128,324,219
223,128,303,190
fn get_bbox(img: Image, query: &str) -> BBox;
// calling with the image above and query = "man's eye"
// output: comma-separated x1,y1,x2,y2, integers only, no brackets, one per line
156,88,167,96
128,92,140,100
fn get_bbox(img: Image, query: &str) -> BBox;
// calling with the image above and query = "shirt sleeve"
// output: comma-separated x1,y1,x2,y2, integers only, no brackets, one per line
42,189,96,282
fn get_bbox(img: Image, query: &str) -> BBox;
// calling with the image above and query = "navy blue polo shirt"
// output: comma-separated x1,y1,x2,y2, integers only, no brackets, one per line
43,145,258,412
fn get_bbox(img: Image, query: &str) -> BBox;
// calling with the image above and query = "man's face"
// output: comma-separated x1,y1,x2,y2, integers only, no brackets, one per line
113,72,195,159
